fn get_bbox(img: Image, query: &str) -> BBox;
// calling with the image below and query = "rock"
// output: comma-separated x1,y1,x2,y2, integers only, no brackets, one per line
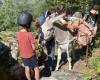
92,74,100,80
94,49,100,57
41,70,85,80
0,31,18,60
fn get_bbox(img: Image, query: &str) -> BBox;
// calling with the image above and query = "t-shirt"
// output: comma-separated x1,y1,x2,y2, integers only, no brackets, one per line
17,32,36,58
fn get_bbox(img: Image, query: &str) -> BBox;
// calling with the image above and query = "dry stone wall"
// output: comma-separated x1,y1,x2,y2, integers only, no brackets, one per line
0,31,18,60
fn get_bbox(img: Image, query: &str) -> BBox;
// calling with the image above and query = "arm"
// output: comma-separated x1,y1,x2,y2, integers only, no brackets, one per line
51,13,66,23
32,43,36,51
30,33,36,51
59,17,80,31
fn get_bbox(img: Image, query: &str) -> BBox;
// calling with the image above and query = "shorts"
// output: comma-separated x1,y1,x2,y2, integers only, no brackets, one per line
22,56,38,69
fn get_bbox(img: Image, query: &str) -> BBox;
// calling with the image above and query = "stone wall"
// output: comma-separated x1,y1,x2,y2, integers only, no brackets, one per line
0,31,18,60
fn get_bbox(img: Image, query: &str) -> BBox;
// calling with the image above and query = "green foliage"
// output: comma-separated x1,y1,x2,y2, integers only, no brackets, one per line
33,0,47,17
35,44,43,59
95,39,100,48
45,0,92,14
88,55,100,74
0,0,16,31
0,0,47,32
83,74,92,80
93,0,100,5
0,0,31,31
94,31,100,48
0,0,99,31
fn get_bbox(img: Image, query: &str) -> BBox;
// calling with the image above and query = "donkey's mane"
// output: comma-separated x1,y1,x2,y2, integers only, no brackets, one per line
53,21,67,31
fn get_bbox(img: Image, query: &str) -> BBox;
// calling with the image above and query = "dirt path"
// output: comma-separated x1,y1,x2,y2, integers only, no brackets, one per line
60,48,100,76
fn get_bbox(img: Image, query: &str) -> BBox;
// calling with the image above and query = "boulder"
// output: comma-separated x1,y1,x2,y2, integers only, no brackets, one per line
41,70,85,80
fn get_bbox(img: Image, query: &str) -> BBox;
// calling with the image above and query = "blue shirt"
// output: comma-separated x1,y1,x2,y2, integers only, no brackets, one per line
38,15,46,25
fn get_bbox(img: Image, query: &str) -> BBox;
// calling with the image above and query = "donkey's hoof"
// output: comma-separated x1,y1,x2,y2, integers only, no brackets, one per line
69,68,71,70
55,68,59,71
68,67,72,70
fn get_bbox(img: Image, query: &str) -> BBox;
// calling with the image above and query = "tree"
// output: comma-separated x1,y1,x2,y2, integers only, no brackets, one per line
0,0,98,31
44,0,93,14
0,0,45,32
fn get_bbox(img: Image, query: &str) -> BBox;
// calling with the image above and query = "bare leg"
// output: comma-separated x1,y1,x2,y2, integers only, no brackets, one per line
34,67,40,80
55,47,62,71
25,66,31,80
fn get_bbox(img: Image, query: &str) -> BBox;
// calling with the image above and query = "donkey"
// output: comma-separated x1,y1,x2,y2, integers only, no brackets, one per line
40,11,94,70
40,13,75,70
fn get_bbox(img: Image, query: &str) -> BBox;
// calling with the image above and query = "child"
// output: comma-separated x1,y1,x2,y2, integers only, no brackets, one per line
17,11,39,80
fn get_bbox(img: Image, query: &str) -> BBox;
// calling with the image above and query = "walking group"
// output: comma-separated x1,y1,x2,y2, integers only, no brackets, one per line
17,4,99,80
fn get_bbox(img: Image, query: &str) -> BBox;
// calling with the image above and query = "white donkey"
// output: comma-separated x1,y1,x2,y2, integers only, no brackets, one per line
41,13,75,70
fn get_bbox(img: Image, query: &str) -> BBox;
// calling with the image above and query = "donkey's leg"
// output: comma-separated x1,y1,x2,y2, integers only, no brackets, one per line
55,47,62,71
71,41,75,60
66,44,72,70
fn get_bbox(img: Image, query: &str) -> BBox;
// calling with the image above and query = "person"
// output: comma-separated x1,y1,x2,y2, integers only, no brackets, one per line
35,10,51,44
83,8,98,37
17,11,39,80
37,10,55,76
35,10,51,33
35,11,54,76
83,7,99,47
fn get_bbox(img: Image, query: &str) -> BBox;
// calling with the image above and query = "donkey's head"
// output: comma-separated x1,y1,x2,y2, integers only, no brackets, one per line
40,16,54,45
40,13,66,46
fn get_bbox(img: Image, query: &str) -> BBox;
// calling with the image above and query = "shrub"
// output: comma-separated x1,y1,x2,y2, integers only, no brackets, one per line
0,0,47,32
88,55,100,74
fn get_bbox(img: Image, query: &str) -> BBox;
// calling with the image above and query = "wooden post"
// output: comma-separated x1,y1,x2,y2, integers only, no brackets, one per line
85,45,88,66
